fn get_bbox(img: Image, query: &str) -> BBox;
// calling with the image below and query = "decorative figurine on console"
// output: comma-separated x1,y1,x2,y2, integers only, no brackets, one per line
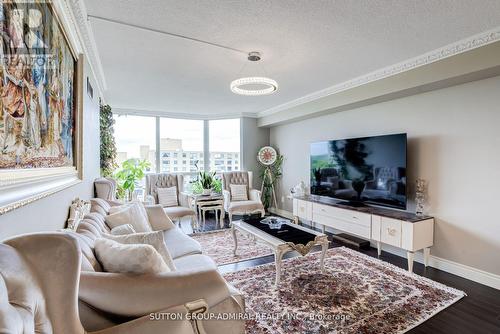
415,178,427,216
291,181,307,197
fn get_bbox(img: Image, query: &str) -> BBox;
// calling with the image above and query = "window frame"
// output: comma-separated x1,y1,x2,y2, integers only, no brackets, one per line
114,115,241,178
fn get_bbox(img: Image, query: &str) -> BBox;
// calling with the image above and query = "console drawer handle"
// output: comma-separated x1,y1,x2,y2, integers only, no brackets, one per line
387,228,397,236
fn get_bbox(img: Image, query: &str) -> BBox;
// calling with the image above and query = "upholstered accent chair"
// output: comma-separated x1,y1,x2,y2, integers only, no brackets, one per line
145,173,197,229
94,177,119,201
222,171,265,223
0,232,214,334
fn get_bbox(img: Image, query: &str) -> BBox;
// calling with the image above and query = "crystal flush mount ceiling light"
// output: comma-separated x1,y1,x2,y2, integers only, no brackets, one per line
230,52,278,96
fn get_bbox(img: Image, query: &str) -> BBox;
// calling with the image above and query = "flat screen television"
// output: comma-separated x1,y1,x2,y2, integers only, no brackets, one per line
310,133,407,210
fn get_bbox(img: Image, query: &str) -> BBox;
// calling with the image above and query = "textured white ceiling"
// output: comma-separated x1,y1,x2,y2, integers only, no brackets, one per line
84,0,500,117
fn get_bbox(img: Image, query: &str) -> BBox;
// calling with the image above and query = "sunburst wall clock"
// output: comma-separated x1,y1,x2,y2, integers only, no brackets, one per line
258,146,278,166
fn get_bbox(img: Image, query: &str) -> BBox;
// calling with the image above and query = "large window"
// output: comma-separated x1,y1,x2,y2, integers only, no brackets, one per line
113,116,241,188
209,119,240,172
113,115,156,172
159,118,204,174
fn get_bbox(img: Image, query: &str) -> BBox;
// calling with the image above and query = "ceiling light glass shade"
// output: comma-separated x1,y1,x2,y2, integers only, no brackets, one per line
230,77,278,96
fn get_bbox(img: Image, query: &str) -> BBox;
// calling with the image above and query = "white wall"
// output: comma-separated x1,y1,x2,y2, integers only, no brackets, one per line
270,75,500,276
0,60,101,240
241,117,270,188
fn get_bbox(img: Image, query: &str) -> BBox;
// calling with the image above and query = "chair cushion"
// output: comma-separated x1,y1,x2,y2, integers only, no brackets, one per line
94,238,170,274
164,206,196,219
228,200,264,213
162,227,202,259
173,254,217,272
230,184,248,201
157,186,179,207
105,202,152,233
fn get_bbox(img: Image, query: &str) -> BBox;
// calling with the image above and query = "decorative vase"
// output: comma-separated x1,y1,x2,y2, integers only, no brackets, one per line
202,188,212,196
126,189,133,202
415,178,427,216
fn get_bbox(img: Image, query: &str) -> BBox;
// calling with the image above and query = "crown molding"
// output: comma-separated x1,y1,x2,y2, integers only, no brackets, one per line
113,108,258,120
57,0,107,96
258,26,500,118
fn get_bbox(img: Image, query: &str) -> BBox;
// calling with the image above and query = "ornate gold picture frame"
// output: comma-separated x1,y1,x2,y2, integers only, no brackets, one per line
0,0,84,215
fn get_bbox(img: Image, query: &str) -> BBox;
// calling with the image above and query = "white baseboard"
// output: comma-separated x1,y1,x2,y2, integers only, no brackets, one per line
268,207,294,219
376,243,500,290
272,208,500,290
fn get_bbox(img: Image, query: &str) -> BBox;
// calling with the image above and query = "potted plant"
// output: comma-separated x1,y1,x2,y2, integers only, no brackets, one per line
198,171,216,195
259,154,284,210
114,159,151,200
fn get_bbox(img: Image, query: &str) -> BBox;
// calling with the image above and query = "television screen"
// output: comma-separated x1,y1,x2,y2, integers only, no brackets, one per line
310,133,407,209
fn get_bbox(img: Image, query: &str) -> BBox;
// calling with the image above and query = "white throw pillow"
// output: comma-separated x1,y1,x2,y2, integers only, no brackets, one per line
110,224,136,235
94,238,169,274
230,184,248,201
105,202,152,233
157,187,179,207
104,231,176,271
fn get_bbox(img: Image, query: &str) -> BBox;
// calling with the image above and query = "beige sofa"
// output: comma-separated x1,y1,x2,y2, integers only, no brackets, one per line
69,198,245,334
0,232,214,334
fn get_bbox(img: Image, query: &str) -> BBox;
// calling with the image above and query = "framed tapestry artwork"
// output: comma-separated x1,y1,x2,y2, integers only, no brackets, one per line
0,0,84,215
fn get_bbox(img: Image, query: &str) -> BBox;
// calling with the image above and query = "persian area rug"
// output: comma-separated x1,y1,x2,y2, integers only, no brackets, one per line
223,247,466,334
190,229,273,266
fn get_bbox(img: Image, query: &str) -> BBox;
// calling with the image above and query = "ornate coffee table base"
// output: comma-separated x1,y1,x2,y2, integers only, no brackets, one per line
231,222,329,285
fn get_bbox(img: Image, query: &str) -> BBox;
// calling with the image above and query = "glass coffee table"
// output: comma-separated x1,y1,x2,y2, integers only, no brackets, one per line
231,217,329,285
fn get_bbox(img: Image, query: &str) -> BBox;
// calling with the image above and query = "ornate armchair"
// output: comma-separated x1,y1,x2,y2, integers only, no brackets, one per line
222,171,265,222
0,232,212,334
145,173,197,229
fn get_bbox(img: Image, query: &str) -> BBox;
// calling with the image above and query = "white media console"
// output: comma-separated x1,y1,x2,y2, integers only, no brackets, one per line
292,196,434,272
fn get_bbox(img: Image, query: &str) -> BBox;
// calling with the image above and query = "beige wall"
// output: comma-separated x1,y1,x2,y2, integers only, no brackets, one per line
270,75,500,276
0,60,101,240
241,117,270,189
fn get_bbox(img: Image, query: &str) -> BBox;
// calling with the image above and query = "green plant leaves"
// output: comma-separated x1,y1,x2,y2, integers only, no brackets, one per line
99,104,118,177
260,154,284,209
192,171,222,194
114,158,151,199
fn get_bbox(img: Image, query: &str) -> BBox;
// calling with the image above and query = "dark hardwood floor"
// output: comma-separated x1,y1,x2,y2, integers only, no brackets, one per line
180,214,500,334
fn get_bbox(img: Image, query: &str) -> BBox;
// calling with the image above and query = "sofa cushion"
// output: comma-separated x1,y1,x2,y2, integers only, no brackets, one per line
164,206,196,219
162,227,202,259
173,254,217,272
104,231,176,271
95,238,170,274
105,202,152,233
110,224,136,235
